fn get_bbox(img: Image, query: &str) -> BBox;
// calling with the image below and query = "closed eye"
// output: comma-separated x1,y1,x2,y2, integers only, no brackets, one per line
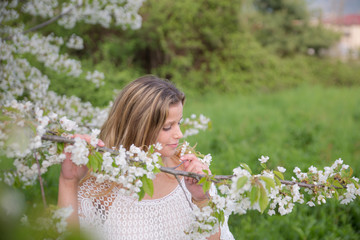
163,126,171,131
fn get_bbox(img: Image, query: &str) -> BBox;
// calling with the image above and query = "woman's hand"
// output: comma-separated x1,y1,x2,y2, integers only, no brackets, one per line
181,154,211,202
60,134,105,183
60,152,89,183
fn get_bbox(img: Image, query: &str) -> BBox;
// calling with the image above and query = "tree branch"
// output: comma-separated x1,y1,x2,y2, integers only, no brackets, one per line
34,152,47,209
40,134,345,190
175,175,193,210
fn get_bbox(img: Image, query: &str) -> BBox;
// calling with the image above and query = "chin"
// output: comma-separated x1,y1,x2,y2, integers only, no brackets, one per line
159,148,177,158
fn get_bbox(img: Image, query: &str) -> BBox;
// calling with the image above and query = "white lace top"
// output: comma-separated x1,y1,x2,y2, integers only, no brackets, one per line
78,177,234,240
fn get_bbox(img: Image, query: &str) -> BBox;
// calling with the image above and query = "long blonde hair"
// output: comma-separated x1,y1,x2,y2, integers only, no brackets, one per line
100,75,185,150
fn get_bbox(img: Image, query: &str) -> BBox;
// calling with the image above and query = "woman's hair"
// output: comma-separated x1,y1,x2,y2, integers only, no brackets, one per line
99,75,185,150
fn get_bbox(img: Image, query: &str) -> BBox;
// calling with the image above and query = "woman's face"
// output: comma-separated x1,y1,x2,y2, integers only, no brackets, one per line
156,102,183,158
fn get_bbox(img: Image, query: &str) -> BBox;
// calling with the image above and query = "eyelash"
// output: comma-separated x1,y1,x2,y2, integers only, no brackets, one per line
163,122,181,131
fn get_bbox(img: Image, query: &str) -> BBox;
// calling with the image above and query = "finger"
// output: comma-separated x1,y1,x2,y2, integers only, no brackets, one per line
180,153,198,162
184,161,206,173
72,134,105,147
72,134,90,142
97,139,105,147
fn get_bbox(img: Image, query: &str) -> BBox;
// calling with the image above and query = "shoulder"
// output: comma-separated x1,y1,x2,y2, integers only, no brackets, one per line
78,175,120,199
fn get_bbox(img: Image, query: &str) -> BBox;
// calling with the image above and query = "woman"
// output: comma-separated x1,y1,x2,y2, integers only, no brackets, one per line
58,75,234,239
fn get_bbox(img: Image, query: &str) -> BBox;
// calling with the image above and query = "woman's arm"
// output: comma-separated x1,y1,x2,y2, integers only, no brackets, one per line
58,135,104,226
57,152,89,226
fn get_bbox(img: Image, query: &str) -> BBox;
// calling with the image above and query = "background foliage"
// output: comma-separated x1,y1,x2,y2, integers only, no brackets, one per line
6,0,360,239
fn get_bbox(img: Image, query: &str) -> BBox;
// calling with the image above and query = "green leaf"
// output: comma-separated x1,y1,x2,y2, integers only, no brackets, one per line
88,155,98,172
240,163,252,174
202,180,211,193
158,156,164,166
259,183,269,213
273,170,284,180
216,210,225,224
250,185,260,206
341,169,349,178
260,163,267,169
202,169,209,175
198,177,207,185
153,166,161,174
236,176,248,190
94,152,103,169
274,177,281,186
332,180,344,189
138,187,145,201
260,176,275,191
350,178,360,188
94,151,103,160
148,145,154,154
57,142,64,154
333,188,339,200
142,175,154,197
349,167,353,177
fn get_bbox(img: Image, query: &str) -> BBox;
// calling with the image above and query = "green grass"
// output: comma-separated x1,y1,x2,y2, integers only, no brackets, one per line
184,84,360,239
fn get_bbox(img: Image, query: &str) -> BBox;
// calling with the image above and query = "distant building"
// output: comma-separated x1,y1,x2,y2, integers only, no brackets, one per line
323,14,360,60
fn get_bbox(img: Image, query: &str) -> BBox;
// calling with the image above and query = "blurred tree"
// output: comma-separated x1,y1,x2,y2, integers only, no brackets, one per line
250,0,339,56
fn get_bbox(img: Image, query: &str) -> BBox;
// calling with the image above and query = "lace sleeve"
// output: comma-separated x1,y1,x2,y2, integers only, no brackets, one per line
78,176,119,231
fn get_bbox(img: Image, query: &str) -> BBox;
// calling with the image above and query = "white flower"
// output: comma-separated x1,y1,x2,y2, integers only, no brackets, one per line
129,144,141,154
20,215,29,226
341,164,349,170
59,116,78,131
52,206,73,233
66,34,84,50
277,166,286,173
48,112,57,121
307,201,315,207
154,142,162,150
201,154,212,166
85,70,104,87
90,128,100,147
258,155,269,164
308,165,317,173
64,137,89,165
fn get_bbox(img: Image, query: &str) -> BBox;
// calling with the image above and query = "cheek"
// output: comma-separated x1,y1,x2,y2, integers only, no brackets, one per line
156,131,168,145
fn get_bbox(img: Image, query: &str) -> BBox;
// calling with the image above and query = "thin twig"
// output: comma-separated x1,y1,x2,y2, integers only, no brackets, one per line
3,5,77,41
175,175,193,210
23,7,75,34
171,161,184,170
34,152,47,209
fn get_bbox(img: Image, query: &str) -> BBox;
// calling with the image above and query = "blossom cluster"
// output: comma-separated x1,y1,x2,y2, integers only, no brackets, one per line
178,141,212,166
186,205,220,240
182,114,211,138
0,99,78,185
1,0,146,135
20,205,73,237
185,156,360,239
88,144,163,198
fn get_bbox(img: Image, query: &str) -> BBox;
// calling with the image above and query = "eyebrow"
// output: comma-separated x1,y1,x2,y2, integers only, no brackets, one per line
164,116,183,125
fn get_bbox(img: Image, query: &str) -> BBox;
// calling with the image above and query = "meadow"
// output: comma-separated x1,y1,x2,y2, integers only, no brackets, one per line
184,84,360,239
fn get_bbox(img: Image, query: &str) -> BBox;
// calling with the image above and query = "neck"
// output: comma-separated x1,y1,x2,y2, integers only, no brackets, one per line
162,156,181,168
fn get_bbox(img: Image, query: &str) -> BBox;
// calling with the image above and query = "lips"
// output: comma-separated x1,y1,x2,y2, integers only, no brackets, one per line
167,143,178,148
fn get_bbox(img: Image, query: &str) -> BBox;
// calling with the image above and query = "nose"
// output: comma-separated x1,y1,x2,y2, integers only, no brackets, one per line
174,124,183,139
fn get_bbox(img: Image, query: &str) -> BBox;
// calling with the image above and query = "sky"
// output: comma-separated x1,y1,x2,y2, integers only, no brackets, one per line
307,0,360,17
